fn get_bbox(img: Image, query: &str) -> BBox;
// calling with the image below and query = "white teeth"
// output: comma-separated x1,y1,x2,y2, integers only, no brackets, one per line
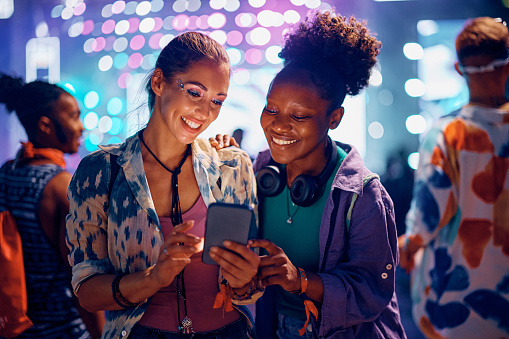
273,137,296,145
182,117,201,129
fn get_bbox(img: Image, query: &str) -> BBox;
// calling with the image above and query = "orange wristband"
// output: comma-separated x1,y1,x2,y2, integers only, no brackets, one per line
297,267,308,295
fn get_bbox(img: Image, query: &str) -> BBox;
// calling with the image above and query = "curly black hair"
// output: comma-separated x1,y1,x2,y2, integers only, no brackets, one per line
279,11,381,110
0,73,67,141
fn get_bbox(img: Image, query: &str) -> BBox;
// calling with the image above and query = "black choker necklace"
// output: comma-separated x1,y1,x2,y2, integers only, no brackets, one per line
138,130,194,334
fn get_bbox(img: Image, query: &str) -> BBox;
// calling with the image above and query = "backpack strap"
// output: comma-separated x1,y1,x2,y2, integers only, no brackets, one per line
346,173,380,233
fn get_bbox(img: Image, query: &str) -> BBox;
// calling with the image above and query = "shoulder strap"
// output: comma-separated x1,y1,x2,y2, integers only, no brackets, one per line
345,173,380,233
108,154,120,199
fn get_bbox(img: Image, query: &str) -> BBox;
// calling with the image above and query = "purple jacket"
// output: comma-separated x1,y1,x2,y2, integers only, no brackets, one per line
254,142,406,339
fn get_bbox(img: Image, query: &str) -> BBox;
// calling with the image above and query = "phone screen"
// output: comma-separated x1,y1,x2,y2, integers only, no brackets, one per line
202,202,254,265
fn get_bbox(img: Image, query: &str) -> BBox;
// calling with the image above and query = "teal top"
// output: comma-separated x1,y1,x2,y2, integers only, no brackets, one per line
260,145,346,320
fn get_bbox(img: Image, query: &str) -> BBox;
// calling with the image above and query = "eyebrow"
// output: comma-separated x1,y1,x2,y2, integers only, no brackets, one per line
187,81,227,97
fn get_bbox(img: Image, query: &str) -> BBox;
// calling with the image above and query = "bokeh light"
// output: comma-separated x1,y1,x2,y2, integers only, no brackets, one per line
98,55,113,71
83,112,99,130
407,152,420,170
84,91,100,109
265,46,283,64
405,78,426,97
403,42,424,60
405,114,427,134
368,121,384,139
107,97,123,115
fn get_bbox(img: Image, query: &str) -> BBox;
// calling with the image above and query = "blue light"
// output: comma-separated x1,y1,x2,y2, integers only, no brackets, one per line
113,52,129,69
109,117,123,135
107,97,123,115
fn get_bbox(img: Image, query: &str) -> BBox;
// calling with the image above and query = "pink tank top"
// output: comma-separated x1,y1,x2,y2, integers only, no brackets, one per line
138,195,240,332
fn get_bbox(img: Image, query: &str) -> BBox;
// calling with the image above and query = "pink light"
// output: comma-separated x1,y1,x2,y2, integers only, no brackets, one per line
93,37,106,52
149,33,163,49
197,15,209,29
187,16,199,30
152,17,163,32
128,53,143,69
102,19,116,34
82,20,94,35
74,2,86,16
173,14,189,31
118,72,133,89
227,31,243,46
127,17,140,34
245,48,262,64
130,35,145,50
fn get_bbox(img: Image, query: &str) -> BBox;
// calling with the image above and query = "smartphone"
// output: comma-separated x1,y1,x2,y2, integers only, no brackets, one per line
202,202,254,265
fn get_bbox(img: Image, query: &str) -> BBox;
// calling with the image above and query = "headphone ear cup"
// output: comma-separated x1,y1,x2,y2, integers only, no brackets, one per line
256,165,285,197
290,174,319,207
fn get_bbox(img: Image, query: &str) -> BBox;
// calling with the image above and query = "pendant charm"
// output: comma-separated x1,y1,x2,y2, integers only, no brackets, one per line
180,316,194,334
287,217,293,224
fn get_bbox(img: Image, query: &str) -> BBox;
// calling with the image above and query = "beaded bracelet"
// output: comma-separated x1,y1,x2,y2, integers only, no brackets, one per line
232,277,259,301
111,272,140,309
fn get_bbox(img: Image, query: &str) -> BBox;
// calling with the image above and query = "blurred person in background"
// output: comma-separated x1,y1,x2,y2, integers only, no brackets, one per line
401,17,509,338
0,73,104,338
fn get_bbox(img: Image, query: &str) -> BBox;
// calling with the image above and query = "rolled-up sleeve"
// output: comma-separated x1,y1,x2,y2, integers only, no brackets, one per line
66,152,113,295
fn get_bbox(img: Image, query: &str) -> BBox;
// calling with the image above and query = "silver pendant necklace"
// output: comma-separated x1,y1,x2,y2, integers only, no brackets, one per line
286,189,300,224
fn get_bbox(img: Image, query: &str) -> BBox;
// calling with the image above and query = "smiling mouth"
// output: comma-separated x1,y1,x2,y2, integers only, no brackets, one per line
272,137,297,145
182,117,201,129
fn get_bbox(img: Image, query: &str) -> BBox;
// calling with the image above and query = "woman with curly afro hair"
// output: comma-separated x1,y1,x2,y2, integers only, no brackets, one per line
213,10,407,338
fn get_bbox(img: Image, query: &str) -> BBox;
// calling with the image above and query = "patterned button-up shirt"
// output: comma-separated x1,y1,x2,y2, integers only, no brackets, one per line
66,132,258,339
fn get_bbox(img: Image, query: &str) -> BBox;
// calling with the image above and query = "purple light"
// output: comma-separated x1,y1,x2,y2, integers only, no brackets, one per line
105,36,116,51
173,14,189,31
93,37,106,52
197,15,209,29
130,35,145,50
187,16,199,30
226,30,243,46
152,17,163,32
102,19,116,34
82,20,94,35
149,33,163,49
127,17,140,34
118,72,133,89
128,53,143,69
245,48,262,64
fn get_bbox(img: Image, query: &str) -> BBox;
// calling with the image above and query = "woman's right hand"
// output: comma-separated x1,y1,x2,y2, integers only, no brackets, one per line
209,134,239,150
150,220,204,287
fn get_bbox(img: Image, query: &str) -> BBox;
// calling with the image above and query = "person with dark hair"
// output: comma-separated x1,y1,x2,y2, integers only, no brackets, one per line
212,11,406,338
400,17,509,338
0,74,104,338
65,31,261,339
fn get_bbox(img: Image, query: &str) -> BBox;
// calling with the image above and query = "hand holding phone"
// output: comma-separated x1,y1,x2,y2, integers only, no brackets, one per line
202,202,254,265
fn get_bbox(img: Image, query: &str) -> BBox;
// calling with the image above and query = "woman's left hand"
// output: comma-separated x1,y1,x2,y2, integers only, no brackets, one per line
209,240,260,289
248,239,301,293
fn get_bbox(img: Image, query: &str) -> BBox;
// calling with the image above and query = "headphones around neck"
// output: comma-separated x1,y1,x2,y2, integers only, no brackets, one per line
256,138,339,207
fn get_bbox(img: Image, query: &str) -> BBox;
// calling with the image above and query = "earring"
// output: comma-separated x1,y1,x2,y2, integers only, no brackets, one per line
177,78,184,91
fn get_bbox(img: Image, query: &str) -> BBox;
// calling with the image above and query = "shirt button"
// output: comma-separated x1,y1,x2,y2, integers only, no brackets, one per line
386,264,392,270
121,330,127,337
381,272,388,279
